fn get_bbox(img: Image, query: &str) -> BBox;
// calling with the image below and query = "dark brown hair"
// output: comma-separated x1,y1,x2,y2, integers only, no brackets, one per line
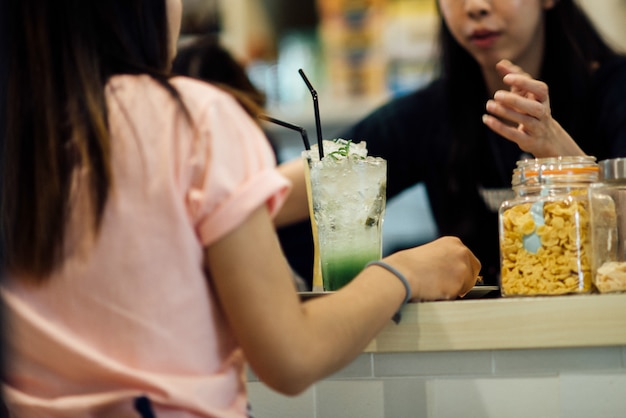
173,35,267,119
1,0,176,281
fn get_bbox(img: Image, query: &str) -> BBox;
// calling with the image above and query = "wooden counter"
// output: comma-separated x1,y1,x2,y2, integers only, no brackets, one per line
364,292,626,353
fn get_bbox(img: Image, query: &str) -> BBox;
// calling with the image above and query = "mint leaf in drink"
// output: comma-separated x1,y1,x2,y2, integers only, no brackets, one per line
326,139,368,161
327,139,352,160
307,139,368,162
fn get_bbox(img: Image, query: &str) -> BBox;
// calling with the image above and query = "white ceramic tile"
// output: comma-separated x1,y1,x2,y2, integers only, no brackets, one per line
373,351,493,377
494,347,622,374
316,380,384,418
427,376,560,418
247,381,315,418
383,378,429,417
560,372,626,418
329,353,374,379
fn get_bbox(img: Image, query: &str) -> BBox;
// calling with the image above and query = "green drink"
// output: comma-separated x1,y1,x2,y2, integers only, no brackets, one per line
304,139,387,291
320,247,382,291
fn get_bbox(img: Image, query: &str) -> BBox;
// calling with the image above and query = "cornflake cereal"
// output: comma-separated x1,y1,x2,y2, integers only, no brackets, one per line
589,193,625,292
500,194,593,296
595,261,626,293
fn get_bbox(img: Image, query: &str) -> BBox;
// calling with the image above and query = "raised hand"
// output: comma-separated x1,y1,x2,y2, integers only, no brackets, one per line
482,59,584,158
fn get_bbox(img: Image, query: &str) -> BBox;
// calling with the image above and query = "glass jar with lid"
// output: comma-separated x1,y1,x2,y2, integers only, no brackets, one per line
498,156,599,297
589,158,626,293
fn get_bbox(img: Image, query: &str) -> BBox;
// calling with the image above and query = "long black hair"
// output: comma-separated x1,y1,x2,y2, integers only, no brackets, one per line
0,0,10,410
437,0,618,196
1,0,178,281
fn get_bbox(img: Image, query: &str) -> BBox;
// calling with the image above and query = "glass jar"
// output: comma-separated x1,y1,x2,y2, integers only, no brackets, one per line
589,158,626,293
498,156,599,297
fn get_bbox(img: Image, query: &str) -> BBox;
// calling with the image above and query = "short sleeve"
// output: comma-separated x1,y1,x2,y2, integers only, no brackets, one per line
182,86,291,246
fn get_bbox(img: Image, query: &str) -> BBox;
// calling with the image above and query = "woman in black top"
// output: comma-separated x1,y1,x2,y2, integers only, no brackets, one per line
278,0,626,286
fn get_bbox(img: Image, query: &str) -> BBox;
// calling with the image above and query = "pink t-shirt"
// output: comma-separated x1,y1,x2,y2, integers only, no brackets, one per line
1,75,290,417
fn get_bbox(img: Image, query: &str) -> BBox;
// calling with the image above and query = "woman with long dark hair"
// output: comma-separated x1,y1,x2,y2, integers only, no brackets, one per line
0,1,479,416
280,0,626,287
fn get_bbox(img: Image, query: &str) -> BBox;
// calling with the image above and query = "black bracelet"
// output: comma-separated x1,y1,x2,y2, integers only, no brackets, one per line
366,261,412,324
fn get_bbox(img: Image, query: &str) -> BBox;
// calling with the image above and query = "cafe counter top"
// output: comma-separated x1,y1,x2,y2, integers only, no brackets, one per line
364,292,626,353
250,291,626,416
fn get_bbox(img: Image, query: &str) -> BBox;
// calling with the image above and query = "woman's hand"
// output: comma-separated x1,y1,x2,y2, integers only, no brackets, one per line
385,236,481,301
482,59,585,158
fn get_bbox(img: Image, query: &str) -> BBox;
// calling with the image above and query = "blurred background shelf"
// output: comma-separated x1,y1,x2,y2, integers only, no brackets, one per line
217,0,626,112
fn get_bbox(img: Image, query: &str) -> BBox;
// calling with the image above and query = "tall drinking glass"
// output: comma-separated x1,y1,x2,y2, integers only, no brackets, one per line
303,140,387,291
303,159,324,291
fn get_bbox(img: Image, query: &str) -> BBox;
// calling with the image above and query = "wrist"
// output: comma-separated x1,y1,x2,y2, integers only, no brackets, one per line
366,261,411,324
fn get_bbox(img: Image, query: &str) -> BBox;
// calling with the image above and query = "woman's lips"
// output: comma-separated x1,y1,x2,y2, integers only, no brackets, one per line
470,30,500,48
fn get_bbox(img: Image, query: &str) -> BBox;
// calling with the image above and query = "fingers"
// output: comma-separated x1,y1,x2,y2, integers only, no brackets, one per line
422,237,481,299
465,251,482,294
468,246,482,281
502,73,549,103
495,59,520,77
453,237,481,296
495,61,532,96
404,236,481,300
487,91,546,120
495,59,550,103
485,60,579,158
484,91,544,143
482,113,530,144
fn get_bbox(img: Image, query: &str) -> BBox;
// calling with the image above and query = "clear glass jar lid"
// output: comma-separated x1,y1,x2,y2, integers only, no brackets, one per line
512,156,599,187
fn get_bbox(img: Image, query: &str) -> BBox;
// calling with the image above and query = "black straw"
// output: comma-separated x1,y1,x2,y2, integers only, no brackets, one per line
258,114,311,151
298,69,324,160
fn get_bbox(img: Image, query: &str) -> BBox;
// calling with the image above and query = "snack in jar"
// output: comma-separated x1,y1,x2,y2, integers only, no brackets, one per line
498,156,599,296
589,158,626,293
